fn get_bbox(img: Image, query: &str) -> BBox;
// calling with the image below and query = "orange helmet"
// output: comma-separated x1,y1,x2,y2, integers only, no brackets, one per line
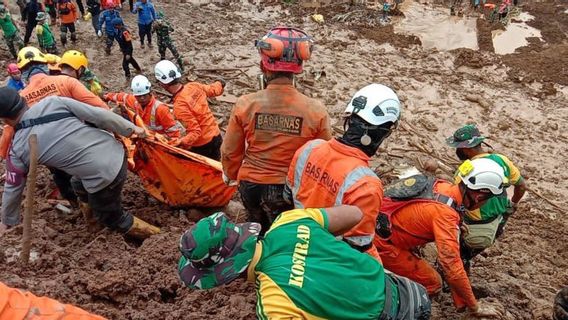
255,26,313,74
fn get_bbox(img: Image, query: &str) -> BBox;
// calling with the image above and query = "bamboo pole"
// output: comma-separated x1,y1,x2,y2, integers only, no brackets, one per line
21,134,38,264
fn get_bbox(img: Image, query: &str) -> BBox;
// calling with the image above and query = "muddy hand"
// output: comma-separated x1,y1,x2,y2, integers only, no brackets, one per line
469,301,504,319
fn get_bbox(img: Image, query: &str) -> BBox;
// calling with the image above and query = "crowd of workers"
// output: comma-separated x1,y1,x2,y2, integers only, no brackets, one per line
0,1,563,319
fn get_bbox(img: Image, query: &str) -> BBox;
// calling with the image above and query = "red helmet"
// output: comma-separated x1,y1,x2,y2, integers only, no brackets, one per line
103,0,116,9
6,63,19,74
255,26,313,74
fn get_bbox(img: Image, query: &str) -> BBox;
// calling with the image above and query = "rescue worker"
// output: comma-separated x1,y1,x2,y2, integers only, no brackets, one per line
555,286,568,320
5,63,25,92
152,11,183,72
113,17,142,80
446,124,526,269
0,281,106,319
0,4,24,58
178,206,431,319
104,75,183,138
0,47,108,206
59,50,103,96
132,0,156,49
86,0,102,35
97,0,121,54
220,26,332,232
0,87,160,240
44,0,56,24
21,0,43,44
35,12,57,54
373,158,508,318
286,83,399,260
154,60,224,159
56,0,78,47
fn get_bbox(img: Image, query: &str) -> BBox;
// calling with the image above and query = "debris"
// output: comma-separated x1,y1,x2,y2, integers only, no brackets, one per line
55,204,73,215
464,94,491,110
21,135,38,265
311,14,325,24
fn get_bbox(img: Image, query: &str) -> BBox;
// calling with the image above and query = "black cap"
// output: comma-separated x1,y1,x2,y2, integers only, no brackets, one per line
0,87,26,119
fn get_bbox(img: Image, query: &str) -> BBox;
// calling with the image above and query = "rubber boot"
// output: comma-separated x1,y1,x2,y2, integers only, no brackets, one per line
125,216,160,240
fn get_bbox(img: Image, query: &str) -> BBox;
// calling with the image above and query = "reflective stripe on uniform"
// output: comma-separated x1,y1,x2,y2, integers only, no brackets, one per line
335,166,376,205
148,100,163,131
290,139,325,209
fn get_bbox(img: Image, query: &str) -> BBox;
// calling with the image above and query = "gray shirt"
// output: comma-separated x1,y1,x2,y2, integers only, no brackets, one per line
2,96,138,226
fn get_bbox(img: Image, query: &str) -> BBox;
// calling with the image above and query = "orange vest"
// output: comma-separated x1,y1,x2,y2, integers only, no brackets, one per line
287,138,383,260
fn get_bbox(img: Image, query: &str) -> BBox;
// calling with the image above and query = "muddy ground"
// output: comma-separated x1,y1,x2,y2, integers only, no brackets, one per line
1,0,567,319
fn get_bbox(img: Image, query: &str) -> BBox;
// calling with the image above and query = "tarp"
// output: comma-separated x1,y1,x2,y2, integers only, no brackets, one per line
120,103,236,208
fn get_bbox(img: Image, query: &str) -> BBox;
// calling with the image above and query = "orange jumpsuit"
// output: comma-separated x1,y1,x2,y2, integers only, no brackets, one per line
287,138,383,260
0,282,106,320
172,81,223,148
373,180,477,309
0,73,109,158
104,92,181,138
221,82,332,184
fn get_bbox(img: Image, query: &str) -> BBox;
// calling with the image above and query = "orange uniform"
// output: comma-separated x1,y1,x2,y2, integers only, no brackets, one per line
222,83,332,184
105,92,182,138
286,138,383,260
373,180,477,309
172,81,223,148
0,282,106,320
0,73,109,159
57,0,78,24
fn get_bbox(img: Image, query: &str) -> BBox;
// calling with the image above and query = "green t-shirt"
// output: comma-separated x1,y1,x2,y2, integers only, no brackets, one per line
0,13,17,37
248,208,388,319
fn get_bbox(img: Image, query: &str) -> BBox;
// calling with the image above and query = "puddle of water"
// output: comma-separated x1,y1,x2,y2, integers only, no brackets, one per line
492,13,542,55
394,2,478,51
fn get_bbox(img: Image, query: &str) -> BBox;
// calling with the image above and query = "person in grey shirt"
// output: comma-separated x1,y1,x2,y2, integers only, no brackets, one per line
0,87,160,240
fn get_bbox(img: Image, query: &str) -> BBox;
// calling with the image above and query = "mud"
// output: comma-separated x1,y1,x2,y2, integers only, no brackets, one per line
1,0,567,319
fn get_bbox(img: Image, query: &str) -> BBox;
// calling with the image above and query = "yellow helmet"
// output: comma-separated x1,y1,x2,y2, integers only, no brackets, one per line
44,54,62,72
17,46,48,69
60,50,89,71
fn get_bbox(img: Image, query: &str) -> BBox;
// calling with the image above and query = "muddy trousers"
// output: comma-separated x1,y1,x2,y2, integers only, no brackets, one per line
23,20,36,44
91,13,100,33
121,51,141,78
71,158,134,233
157,36,183,71
48,168,78,203
0,282,105,320
380,273,432,320
138,23,152,46
189,134,222,160
4,33,24,58
60,23,77,46
104,34,115,54
239,181,294,235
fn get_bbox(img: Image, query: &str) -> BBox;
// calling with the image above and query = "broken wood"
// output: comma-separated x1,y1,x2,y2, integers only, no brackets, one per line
21,134,38,264
153,87,172,98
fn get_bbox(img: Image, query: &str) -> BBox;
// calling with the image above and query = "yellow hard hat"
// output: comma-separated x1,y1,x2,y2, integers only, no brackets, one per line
60,50,89,71
17,46,48,69
44,54,62,71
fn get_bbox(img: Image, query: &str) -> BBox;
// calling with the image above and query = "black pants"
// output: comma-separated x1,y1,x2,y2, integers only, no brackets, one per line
71,158,133,233
190,134,222,160
75,0,85,15
239,181,294,235
105,34,114,54
138,23,152,46
24,20,36,44
122,51,141,77
60,23,77,45
49,167,78,203
46,4,56,20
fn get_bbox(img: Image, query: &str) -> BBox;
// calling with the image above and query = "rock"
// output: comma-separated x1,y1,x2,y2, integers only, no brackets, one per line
464,94,491,110
421,157,439,174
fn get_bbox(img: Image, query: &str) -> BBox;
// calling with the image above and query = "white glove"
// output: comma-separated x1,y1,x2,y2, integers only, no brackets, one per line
222,173,238,187
97,30,102,37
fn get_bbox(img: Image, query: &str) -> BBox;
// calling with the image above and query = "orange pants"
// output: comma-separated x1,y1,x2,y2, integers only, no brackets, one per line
376,239,442,296
0,282,106,320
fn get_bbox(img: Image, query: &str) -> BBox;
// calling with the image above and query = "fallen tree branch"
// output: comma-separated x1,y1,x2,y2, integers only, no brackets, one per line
21,134,38,264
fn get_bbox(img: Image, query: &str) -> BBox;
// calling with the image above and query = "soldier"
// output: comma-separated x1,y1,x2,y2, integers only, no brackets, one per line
152,11,183,72
35,12,58,54
0,4,24,58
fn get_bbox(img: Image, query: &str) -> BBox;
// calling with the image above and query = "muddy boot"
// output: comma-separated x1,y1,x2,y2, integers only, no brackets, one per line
79,201,102,232
125,216,160,240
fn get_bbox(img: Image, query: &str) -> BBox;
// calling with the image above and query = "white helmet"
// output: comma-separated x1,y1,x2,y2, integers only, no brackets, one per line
131,75,151,96
344,83,401,126
154,60,181,85
458,158,508,195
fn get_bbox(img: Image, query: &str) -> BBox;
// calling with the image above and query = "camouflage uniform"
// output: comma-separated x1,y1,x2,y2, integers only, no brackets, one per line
0,9,24,58
152,18,183,72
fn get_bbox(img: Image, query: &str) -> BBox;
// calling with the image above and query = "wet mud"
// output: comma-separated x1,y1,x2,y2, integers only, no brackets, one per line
1,0,567,319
